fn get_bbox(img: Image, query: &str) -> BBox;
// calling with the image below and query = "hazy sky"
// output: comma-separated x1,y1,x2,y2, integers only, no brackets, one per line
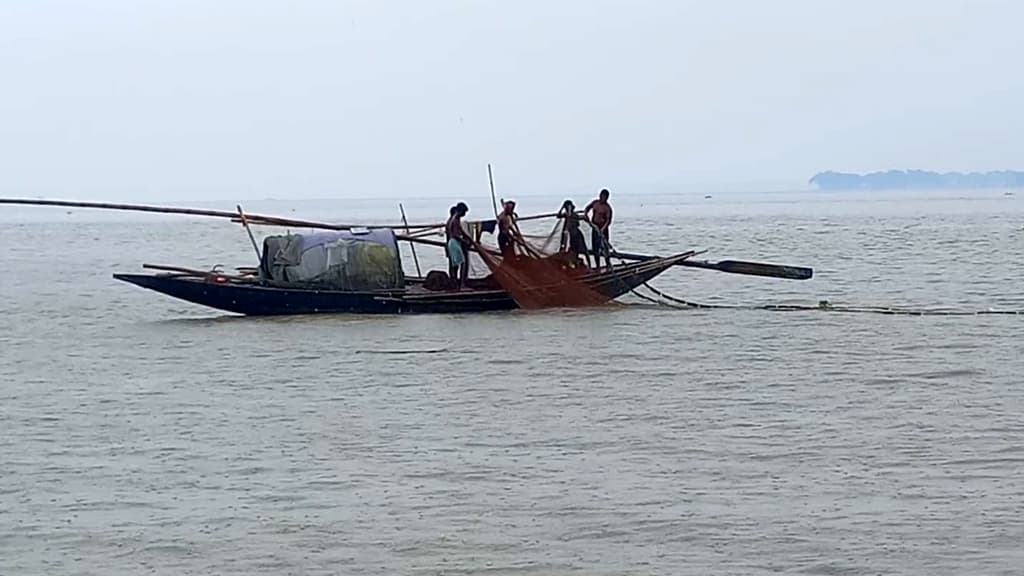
1,0,1021,201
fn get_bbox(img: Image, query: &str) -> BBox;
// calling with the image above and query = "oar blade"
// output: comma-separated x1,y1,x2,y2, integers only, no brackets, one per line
714,260,813,280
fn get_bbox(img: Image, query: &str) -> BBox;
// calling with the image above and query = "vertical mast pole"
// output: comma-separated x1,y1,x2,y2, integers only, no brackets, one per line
398,203,422,277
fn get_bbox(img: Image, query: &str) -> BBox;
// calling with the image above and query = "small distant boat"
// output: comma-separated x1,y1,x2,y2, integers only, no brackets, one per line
0,196,813,317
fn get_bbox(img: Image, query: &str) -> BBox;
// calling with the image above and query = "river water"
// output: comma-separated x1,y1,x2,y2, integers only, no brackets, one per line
1,189,1023,575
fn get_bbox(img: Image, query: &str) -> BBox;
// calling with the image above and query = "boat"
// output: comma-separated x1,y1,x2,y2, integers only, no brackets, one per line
112,221,699,315
0,196,813,316
112,251,695,315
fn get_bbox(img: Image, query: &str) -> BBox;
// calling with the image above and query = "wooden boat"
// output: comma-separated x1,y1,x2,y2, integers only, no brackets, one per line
0,196,813,317
112,252,694,315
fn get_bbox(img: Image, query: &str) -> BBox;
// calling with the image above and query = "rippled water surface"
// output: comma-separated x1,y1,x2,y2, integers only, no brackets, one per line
2,190,1023,575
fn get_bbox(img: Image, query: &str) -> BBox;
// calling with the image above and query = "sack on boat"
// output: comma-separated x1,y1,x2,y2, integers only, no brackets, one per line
260,229,404,291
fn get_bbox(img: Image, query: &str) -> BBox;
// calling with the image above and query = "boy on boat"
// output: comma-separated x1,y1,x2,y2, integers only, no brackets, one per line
585,188,613,269
446,202,471,289
558,199,591,268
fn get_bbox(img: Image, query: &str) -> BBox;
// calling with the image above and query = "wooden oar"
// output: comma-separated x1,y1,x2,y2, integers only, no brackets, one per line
680,259,813,280
613,251,813,280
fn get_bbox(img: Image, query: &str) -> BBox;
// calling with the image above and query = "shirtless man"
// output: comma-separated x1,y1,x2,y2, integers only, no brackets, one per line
497,200,518,258
446,202,470,288
584,188,613,269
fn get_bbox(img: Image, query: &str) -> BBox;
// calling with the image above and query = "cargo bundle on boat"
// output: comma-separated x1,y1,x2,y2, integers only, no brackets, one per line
259,229,405,292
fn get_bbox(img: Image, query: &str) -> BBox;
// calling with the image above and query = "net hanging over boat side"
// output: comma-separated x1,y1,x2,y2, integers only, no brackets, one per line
471,218,614,310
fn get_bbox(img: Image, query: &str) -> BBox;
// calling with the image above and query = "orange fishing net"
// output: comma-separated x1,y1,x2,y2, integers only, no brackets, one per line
472,219,613,310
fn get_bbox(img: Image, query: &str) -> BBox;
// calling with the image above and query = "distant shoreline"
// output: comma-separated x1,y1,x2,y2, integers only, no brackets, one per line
810,170,1024,191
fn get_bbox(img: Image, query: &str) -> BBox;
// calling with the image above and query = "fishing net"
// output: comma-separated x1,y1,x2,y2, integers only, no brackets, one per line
470,218,613,309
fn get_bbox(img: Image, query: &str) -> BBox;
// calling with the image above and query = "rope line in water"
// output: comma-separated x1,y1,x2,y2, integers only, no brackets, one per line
589,231,1022,317
634,283,1024,316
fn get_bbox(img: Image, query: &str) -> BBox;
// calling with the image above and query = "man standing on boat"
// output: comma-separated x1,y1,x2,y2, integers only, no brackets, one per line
497,200,519,258
446,202,471,289
558,199,590,268
585,188,613,269
444,204,457,266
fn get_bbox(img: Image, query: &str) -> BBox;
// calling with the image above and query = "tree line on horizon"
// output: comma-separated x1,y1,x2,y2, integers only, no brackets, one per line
810,169,1024,190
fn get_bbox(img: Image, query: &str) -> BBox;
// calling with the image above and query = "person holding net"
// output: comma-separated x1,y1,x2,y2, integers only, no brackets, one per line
558,199,591,268
497,200,520,258
467,198,613,309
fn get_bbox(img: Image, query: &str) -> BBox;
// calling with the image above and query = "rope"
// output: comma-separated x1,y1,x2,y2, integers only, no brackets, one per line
639,282,723,309
504,217,1024,317
576,221,698,309
584,223,1022,317
634,282,1024,316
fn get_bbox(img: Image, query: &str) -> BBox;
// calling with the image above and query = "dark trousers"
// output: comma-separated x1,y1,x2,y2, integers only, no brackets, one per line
591,228,609,256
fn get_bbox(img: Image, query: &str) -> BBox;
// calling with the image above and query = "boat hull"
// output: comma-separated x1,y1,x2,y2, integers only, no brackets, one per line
112,274,518,315
113,252,692,316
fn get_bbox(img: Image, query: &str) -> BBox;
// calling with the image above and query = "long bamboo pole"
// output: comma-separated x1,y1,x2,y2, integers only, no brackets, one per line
0,198,441,230
2,196,560,233
238,210,559,230
488,163,499,218
1,198,244,219
399,234,502,257
230,213,439,231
